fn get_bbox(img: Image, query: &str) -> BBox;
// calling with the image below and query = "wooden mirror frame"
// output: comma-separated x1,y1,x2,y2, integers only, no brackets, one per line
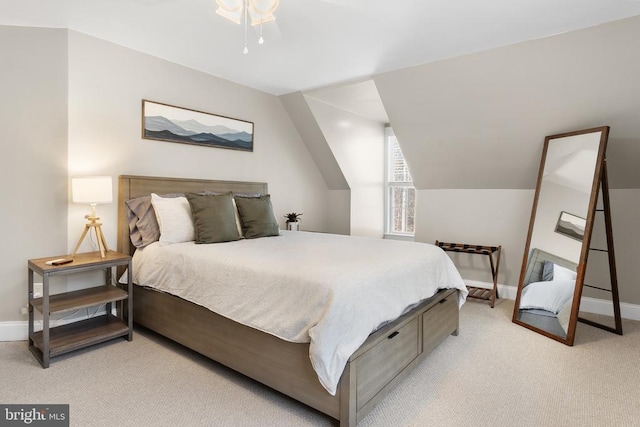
512,126,610,346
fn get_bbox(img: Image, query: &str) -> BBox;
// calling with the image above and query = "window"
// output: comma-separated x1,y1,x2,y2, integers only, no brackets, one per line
385,128,415,236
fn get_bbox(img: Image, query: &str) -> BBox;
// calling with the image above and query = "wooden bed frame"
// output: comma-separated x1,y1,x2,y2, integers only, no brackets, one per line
117,175,460,426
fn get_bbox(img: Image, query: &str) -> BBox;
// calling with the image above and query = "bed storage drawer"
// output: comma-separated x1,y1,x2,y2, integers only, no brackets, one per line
422,294,458,355
355,317,419,409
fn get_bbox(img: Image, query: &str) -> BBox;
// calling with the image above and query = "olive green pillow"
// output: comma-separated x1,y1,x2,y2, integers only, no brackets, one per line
185,192,241,244
234,194,280,239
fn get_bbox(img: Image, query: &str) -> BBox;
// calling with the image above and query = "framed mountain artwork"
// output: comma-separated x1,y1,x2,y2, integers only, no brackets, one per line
142,100,254,152
554,211,586,241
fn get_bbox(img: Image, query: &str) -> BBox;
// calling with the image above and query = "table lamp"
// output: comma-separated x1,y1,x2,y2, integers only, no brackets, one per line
71,176,113,258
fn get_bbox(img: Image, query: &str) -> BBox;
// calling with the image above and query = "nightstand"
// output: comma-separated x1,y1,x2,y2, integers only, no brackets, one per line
27,251,133,368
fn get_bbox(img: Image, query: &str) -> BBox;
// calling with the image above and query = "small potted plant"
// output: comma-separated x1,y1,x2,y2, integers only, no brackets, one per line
285,212,303,231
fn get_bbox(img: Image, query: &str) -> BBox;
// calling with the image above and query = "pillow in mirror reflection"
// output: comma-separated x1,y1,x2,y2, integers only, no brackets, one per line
519,280,575,314
553,263,577,281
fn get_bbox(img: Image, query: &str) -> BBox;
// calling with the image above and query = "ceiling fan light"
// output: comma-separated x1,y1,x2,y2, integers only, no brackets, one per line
250,13,276,26
215,0,279,53
216,7,242,24
216,0,242,13
250,0,279,16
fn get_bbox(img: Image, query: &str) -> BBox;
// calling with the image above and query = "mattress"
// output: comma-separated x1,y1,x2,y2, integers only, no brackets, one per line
131,231,467,394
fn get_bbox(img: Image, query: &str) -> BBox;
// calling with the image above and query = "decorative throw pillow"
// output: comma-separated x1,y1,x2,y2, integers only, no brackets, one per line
231,193,262,238
234,194,280,239
150,193,195,245
126,195,158,248
231,198,244,237
542,261,555,281
185,192,241,244
126,193,183,248
553,263,577,282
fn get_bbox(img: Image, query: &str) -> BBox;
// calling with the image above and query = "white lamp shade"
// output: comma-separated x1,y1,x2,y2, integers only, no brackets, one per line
72,176,113,204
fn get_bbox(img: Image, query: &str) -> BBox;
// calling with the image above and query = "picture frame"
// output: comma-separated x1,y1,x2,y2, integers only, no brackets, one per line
142,100,253,152
554,211,586,241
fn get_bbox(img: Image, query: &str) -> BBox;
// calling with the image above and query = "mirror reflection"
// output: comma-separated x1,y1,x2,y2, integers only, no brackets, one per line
515,129,604,342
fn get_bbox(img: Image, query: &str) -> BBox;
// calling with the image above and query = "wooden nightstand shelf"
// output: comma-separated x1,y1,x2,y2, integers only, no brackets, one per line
28,251,133,368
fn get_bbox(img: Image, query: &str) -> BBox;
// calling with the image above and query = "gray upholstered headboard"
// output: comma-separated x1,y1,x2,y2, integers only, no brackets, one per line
523,248,578,286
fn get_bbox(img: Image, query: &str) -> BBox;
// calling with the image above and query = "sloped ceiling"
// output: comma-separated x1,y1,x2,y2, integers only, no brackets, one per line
280,92,349,190
305,80,389,124
2,0,640,95
374,15,640,190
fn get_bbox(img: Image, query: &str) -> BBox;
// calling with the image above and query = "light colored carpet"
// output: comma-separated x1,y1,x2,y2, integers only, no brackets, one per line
2,300,639,427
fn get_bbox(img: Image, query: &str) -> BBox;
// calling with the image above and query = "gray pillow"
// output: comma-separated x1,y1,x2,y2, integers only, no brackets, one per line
234,194,280,239
185,192,240,244
126,195,161,248
126,191,220,247
542,261,554,281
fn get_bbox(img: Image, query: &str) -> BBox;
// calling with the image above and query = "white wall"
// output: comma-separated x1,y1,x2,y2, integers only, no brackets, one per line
0,26,68,324
304,97,385,237
66,31,332,254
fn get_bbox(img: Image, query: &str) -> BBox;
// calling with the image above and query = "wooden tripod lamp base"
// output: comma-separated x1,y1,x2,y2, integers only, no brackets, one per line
71,216,109,258
71,176,113,258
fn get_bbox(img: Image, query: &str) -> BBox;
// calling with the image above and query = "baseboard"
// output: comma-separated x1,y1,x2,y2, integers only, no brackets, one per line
0,322,29,342
463,280,640,321
579,296,640,321
0,309,109,342
2,287,638,341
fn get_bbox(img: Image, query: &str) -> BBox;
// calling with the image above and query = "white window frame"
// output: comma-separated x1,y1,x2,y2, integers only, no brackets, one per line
384,127,415,239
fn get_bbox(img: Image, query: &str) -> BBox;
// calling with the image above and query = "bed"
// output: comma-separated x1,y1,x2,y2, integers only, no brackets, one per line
116,175,467,426
517,248,578,336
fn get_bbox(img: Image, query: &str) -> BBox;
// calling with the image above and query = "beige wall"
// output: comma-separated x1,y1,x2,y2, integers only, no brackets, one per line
416,189,639,306
529,181,590,265
415,190,533,288
0,26,68,324
65,31,332,253
584,190,640,304
0,27,334,326
375,15,640,191
3,14,639,332
375,16,640,304
326,190,351,236
278,91,350,234
304,97,385,237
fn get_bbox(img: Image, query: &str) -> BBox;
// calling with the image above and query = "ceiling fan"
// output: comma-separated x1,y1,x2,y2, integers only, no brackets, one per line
214,0,362,53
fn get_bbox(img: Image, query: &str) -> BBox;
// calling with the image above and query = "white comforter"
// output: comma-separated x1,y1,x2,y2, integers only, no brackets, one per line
131,231,467,395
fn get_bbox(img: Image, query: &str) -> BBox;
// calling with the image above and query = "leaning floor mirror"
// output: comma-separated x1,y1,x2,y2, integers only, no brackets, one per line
512,126,621,345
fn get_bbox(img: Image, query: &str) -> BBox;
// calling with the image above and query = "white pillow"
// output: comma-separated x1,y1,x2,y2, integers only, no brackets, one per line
150,193,195,245
519,280,576,314
553,263,577,281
